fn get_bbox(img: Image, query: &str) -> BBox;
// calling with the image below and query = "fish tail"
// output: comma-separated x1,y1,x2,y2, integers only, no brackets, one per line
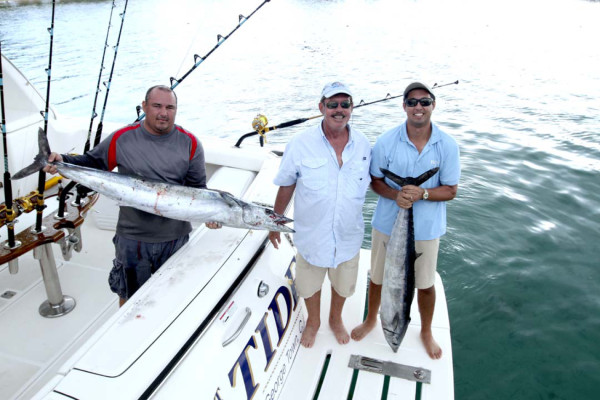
414,167,440,186
11,128,51,180
380,167,439,187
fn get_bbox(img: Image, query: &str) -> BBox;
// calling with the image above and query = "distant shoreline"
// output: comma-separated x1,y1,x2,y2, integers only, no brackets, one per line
1,0,62,4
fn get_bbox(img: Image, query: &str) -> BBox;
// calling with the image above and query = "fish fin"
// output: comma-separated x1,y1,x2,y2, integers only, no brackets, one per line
12,128,51,180
219,190,245,208
414,167,440,186
380,168,410,187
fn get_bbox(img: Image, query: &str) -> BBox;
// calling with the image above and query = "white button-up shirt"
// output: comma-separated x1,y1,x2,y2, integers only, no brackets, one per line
274,122,371,268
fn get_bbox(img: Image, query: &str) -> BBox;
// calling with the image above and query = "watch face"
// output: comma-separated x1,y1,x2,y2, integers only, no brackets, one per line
423,190,429,200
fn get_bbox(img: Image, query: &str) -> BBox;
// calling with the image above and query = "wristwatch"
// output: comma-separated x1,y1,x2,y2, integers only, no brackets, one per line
422,189,429,200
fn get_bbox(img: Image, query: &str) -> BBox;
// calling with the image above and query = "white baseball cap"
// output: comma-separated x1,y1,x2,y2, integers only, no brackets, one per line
321,81,353,99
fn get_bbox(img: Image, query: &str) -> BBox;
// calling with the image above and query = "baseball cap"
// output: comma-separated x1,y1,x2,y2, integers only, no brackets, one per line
321,81,353,99
403,82,435,100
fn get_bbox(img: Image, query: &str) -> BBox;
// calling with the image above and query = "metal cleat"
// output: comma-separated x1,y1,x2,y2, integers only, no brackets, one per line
348,354,432,384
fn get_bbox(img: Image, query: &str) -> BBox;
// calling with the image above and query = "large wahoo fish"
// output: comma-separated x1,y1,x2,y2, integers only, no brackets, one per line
379,166,439,352
12,130,294,233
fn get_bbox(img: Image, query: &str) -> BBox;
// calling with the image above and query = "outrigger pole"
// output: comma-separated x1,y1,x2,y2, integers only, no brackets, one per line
234,80,460,147
34,0,58,233
135,0,273,122
84,0,117,153
0,42,18,250
93,0,129,148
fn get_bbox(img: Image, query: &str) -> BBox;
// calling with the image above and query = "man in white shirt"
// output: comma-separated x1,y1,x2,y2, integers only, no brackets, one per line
269,82,371,348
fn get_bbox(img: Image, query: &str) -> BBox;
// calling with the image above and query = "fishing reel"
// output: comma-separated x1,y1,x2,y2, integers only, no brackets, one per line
0,191,43,228
252,114,268,132
16,191,44,213
252,114,269,146
0,204,16,229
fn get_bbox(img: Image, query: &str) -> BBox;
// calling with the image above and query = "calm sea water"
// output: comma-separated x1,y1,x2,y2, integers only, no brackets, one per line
2,0,600,398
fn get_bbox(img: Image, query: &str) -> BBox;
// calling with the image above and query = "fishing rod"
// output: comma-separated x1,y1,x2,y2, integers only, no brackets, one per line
0,41,19,250
84,0,117,153
234,80,459,147
354,80,459,109
234,114,322,148
33,0,58,233
93,0,129,148
135,0,272,122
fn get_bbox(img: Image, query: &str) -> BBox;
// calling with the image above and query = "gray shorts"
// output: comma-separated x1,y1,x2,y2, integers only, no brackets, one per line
108,234,189,300
294,252,360,298
371,228,439,289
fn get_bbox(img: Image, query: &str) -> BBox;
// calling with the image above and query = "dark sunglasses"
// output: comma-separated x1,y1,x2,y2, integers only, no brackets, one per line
325,100,352,109
405,97,434,107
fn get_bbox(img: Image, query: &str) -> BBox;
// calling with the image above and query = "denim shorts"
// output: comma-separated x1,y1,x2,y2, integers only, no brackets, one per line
108,234,189,300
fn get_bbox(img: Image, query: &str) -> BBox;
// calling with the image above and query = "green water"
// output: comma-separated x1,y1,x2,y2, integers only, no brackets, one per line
2,0,600,398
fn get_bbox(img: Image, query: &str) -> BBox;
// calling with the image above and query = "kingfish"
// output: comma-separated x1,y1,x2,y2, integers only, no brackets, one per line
379,167,439,352
12,129,294,233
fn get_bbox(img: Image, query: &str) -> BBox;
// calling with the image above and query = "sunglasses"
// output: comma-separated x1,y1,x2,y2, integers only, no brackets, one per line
405,97,434,107
325,100,352,109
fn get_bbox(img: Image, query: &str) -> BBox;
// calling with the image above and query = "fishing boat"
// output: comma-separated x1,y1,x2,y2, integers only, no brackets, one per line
0,4,454,400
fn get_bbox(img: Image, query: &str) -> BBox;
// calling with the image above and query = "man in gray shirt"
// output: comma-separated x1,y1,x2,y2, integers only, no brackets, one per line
46,85,215,305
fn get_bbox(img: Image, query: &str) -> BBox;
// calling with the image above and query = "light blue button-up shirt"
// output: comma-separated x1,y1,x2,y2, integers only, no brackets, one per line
371,122,460,240
274,122,371,268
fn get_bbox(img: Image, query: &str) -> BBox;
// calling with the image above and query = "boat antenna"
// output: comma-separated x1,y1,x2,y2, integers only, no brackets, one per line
83,0,117,153
0,42,19,249
134,0,272,122
234,80,459,147
33,0,58,233
92,0,129,148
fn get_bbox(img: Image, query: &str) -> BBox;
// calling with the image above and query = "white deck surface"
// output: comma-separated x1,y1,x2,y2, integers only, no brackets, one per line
0,218,118,400
0,210,454,400
281,249,454,400
1,241,454,400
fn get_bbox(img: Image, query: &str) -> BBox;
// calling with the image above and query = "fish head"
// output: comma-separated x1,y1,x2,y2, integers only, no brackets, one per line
241,203,295,233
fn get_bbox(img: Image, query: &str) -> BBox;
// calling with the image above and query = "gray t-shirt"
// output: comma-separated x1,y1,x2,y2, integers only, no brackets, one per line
63,123,206,242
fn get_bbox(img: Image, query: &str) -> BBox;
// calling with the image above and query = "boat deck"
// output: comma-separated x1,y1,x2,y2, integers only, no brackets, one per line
1,212,453,400
1,229,453,400
283,249,454,400
1,243,453,400
0,214,118,400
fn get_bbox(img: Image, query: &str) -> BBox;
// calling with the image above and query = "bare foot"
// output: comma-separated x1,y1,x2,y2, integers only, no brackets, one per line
329,318,350,345
300,319,320,348
421,331,442,359
351,319,377,341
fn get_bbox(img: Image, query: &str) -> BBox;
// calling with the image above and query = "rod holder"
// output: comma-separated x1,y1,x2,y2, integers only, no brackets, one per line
58,226,82,261
4,239,22,274
33,243,76,318
8,259,19,274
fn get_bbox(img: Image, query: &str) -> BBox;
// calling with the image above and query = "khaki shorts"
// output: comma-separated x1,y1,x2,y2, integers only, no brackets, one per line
370,228,439,289
295,252,360,299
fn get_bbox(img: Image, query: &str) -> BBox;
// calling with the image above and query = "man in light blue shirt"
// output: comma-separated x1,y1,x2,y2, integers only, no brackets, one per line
269,82,371,348
351,82,460,359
